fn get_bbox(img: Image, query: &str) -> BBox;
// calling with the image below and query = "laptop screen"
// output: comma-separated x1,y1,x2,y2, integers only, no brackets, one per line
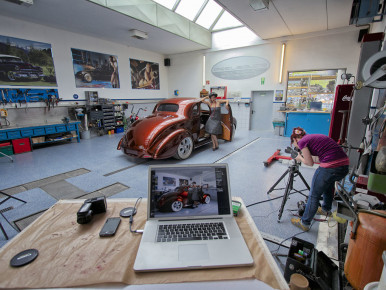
148,164,232,219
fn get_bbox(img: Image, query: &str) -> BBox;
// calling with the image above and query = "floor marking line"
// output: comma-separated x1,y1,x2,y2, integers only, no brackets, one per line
215,137,261,163
103,160,149,176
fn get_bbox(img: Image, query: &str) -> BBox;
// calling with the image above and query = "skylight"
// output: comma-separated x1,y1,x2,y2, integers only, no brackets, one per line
152,0,246,32
175,0,207,21
196,0,223,29
213,11,242,31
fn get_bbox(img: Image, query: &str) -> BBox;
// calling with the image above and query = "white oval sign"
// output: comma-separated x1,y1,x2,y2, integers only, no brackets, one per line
211,56,270,80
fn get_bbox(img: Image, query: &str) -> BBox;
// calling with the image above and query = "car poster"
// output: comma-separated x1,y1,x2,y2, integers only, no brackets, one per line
71,48,120,88
130,58,160,90
0,35,57,86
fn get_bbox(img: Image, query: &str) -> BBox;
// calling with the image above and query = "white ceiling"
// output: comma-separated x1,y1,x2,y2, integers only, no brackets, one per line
0,0,359,55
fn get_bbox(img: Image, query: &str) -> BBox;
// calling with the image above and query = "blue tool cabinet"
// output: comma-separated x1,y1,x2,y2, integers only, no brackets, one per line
284,112,331,137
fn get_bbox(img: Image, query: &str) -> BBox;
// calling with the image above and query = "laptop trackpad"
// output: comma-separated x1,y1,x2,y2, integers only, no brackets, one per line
178,244,209,261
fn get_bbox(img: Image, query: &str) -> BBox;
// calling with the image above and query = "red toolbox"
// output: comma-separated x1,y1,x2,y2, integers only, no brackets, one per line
12,138,31,154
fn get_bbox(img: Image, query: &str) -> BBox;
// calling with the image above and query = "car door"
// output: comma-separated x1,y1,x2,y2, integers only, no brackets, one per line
219,104,234,141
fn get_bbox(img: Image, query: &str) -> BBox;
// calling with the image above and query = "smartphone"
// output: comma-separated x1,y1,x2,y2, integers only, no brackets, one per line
99,217,121,237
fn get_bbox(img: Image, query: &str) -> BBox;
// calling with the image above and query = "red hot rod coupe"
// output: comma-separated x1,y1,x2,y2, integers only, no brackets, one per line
117,98,236,160
156,185,211,212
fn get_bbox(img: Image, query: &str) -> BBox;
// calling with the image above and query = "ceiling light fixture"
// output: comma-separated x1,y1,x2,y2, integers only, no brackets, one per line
279,43,286,83
130,29,148,40
249,0,269,11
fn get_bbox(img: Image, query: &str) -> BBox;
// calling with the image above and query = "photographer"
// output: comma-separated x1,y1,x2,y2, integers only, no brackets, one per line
289,127,349,231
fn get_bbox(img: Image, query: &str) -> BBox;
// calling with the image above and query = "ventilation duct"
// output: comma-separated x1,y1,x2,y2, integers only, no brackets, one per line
130,29,148,40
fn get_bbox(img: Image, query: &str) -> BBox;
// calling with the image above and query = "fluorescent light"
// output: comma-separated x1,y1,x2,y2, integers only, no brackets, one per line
279,43,286,83
203,55,206,86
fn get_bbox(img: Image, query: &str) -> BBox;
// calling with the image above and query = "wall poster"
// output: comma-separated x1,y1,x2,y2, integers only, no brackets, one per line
130,58,160,90
0,35,57,86
71,48,120,88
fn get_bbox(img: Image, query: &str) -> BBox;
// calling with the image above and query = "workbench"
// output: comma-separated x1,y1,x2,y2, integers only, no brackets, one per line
0,198,289,289
0,121,81,147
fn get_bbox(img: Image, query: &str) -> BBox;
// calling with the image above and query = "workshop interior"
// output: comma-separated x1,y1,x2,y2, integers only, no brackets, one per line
0,0,385,289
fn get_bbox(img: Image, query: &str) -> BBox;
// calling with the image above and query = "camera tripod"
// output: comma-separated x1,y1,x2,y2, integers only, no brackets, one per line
267,159,310,222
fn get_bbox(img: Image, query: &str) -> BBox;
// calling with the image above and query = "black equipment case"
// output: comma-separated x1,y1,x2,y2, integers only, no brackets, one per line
284,237,340,290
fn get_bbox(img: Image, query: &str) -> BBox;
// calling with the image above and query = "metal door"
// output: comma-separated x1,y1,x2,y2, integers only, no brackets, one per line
250,91,274,131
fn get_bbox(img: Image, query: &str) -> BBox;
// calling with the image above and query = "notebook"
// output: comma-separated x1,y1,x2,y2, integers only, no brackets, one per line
133,163,254,272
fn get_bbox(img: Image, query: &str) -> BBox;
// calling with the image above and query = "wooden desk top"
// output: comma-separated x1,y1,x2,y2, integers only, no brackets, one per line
0,198,289,289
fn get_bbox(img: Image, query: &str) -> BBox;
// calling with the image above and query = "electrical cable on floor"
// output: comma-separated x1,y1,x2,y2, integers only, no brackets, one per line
129,197,144,234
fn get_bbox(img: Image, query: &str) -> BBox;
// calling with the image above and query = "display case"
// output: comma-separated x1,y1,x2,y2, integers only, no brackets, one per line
286,70,342,111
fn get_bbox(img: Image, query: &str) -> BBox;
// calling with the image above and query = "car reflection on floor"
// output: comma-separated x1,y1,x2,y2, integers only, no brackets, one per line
154,201,219,217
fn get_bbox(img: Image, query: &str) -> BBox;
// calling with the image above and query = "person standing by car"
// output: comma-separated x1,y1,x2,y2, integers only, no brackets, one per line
200,93,229,151
109,56,119,88
290,127,349,231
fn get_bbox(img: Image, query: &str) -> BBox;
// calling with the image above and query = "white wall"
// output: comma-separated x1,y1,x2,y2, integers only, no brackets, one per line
0,15,169,104
168,30,362,130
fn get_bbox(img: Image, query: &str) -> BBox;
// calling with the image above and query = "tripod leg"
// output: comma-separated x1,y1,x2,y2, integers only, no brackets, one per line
267,169,290,194
297,171,310,191
277,171,294,222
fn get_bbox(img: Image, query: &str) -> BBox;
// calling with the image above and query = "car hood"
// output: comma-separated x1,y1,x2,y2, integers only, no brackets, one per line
129,113,184,147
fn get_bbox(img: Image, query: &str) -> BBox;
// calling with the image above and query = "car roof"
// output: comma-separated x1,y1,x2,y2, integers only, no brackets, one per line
0,54,20,58
155,98,201,115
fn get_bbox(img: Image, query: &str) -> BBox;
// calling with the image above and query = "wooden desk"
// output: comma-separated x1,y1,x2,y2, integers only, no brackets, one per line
0,198,289,289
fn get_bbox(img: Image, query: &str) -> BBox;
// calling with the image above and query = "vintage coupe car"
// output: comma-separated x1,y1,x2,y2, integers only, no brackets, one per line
156,186,211,212
117,98,236,159
75,65,113,83
0,54,45,81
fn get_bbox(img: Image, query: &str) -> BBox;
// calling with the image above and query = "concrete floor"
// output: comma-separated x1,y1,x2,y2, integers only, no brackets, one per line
0,129,339,272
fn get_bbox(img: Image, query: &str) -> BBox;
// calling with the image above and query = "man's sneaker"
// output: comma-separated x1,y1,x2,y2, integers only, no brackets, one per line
317,207,332,217
291,218,310,232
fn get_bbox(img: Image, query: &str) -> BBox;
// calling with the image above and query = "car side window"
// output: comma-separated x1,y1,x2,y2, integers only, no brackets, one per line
157,103,179,112
200,102,210,112
192,104,199,117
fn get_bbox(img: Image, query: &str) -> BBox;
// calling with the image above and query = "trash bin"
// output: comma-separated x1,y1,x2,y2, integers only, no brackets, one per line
273,121,285,136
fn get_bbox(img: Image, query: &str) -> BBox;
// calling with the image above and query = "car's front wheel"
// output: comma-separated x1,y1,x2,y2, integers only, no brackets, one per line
174,136,193,160
82,72,92,83
7,71,16,81
170,200,183,212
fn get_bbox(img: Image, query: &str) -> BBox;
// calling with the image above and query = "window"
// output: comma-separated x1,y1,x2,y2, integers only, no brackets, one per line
156,103,179,112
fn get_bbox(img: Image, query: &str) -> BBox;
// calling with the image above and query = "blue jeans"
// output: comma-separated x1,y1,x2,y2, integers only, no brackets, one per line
301,165,349,226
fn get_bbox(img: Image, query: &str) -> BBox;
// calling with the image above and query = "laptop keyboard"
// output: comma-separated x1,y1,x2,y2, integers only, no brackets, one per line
157,222,228,242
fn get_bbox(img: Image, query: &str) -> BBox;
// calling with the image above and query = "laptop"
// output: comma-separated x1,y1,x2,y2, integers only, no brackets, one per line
133,163,254,272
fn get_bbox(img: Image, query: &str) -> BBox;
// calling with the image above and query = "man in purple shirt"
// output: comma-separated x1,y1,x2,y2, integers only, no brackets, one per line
290,127,349,231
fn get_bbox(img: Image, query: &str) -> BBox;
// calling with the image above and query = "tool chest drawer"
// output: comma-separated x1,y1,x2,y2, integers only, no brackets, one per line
21,129,34,137
45,126,56,134
33,128,45,135
67,124,77,131
7,130,22,139
0,132,7,141
12,138,31,154
55,125,67,133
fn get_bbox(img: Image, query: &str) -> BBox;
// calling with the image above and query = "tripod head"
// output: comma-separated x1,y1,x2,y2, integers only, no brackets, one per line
284,146,300,159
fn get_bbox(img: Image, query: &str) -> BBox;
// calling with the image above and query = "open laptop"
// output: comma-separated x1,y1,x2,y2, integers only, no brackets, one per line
133,163,254,272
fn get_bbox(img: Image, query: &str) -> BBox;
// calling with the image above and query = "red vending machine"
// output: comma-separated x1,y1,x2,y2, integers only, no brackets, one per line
329,84,354,144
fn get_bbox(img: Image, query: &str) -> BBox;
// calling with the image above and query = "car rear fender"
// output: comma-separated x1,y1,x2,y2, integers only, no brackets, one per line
153,128,189,158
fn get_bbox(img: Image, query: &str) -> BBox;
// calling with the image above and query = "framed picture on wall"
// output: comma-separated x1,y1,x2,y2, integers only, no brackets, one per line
130,58,160,90
0,35,57,86
163,177,176,187
274,90,284,102
210,86,227,99
71,48,120,88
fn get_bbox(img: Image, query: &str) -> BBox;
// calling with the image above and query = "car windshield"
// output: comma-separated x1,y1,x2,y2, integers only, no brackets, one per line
156,103,179,112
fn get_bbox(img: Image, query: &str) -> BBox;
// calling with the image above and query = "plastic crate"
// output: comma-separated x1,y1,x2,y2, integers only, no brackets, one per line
0,145,13,156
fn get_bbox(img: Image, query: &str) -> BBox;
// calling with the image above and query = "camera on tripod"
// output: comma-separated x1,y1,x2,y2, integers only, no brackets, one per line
77,196,107,224
285,146,300,159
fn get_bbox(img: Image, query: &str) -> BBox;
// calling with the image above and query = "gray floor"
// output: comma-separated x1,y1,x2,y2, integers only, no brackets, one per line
0,129,323,272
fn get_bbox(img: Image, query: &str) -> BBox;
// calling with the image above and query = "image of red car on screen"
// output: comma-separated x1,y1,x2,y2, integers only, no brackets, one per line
156,184,211,212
